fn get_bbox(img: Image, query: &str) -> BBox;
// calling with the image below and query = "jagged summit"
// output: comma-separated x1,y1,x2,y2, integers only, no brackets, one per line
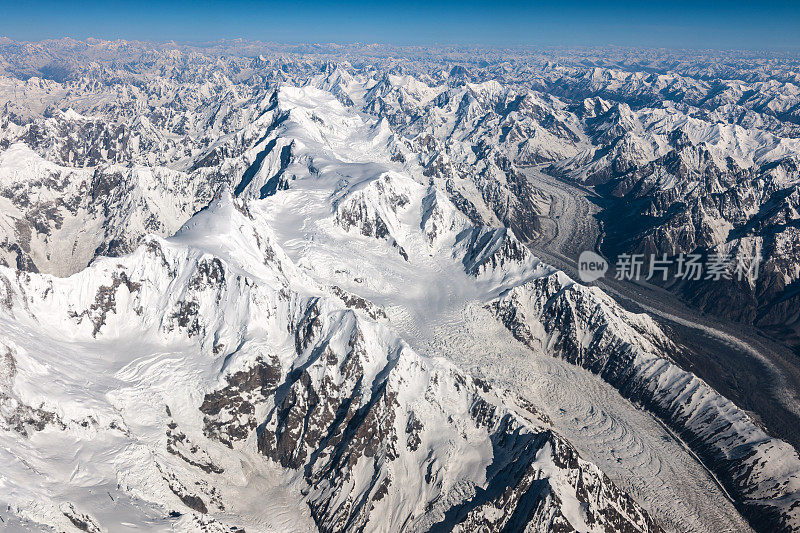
0,145,666,532
0,38,799,533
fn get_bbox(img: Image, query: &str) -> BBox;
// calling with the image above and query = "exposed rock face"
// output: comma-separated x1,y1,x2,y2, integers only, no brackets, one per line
548,99,800,344
60,503,102,533
0,344,69,437
334,173,412,260
1,38,799,532
200,355,282,448
200,297,663,533
2,39,799,350
0,190,664,532
488,270,800,532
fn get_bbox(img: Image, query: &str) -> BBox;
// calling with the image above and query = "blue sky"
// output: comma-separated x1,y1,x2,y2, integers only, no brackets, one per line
1,1,799,49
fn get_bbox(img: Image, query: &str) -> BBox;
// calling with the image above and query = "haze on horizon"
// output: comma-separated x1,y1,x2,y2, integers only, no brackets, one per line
1,0,799,50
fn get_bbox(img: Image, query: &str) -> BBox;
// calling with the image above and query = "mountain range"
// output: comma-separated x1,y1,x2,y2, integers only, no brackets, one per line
0,38,799,533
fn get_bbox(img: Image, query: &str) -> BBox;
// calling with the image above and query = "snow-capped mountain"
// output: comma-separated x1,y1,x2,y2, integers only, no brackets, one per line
547,96,800,334
0,185,663,532
1,38,800,533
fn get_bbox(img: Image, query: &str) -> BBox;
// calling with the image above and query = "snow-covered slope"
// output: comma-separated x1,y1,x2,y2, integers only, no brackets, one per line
545,96,800,336
489,272,800,531
246,87,799,533
0,189,664,532
1,38,800,533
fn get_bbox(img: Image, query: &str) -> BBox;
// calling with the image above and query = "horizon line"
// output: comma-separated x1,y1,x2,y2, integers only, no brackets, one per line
2,36,800,55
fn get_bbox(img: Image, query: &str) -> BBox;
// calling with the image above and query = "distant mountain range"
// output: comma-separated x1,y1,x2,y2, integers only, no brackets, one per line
0,39,799,532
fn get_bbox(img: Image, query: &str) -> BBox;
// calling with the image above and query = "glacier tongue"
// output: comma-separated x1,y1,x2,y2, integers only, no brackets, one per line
0,58,797,533
251,86,794,532
0,184,665,532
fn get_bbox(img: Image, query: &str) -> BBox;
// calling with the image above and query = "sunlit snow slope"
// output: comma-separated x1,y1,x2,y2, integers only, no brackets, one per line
0,71,798,533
